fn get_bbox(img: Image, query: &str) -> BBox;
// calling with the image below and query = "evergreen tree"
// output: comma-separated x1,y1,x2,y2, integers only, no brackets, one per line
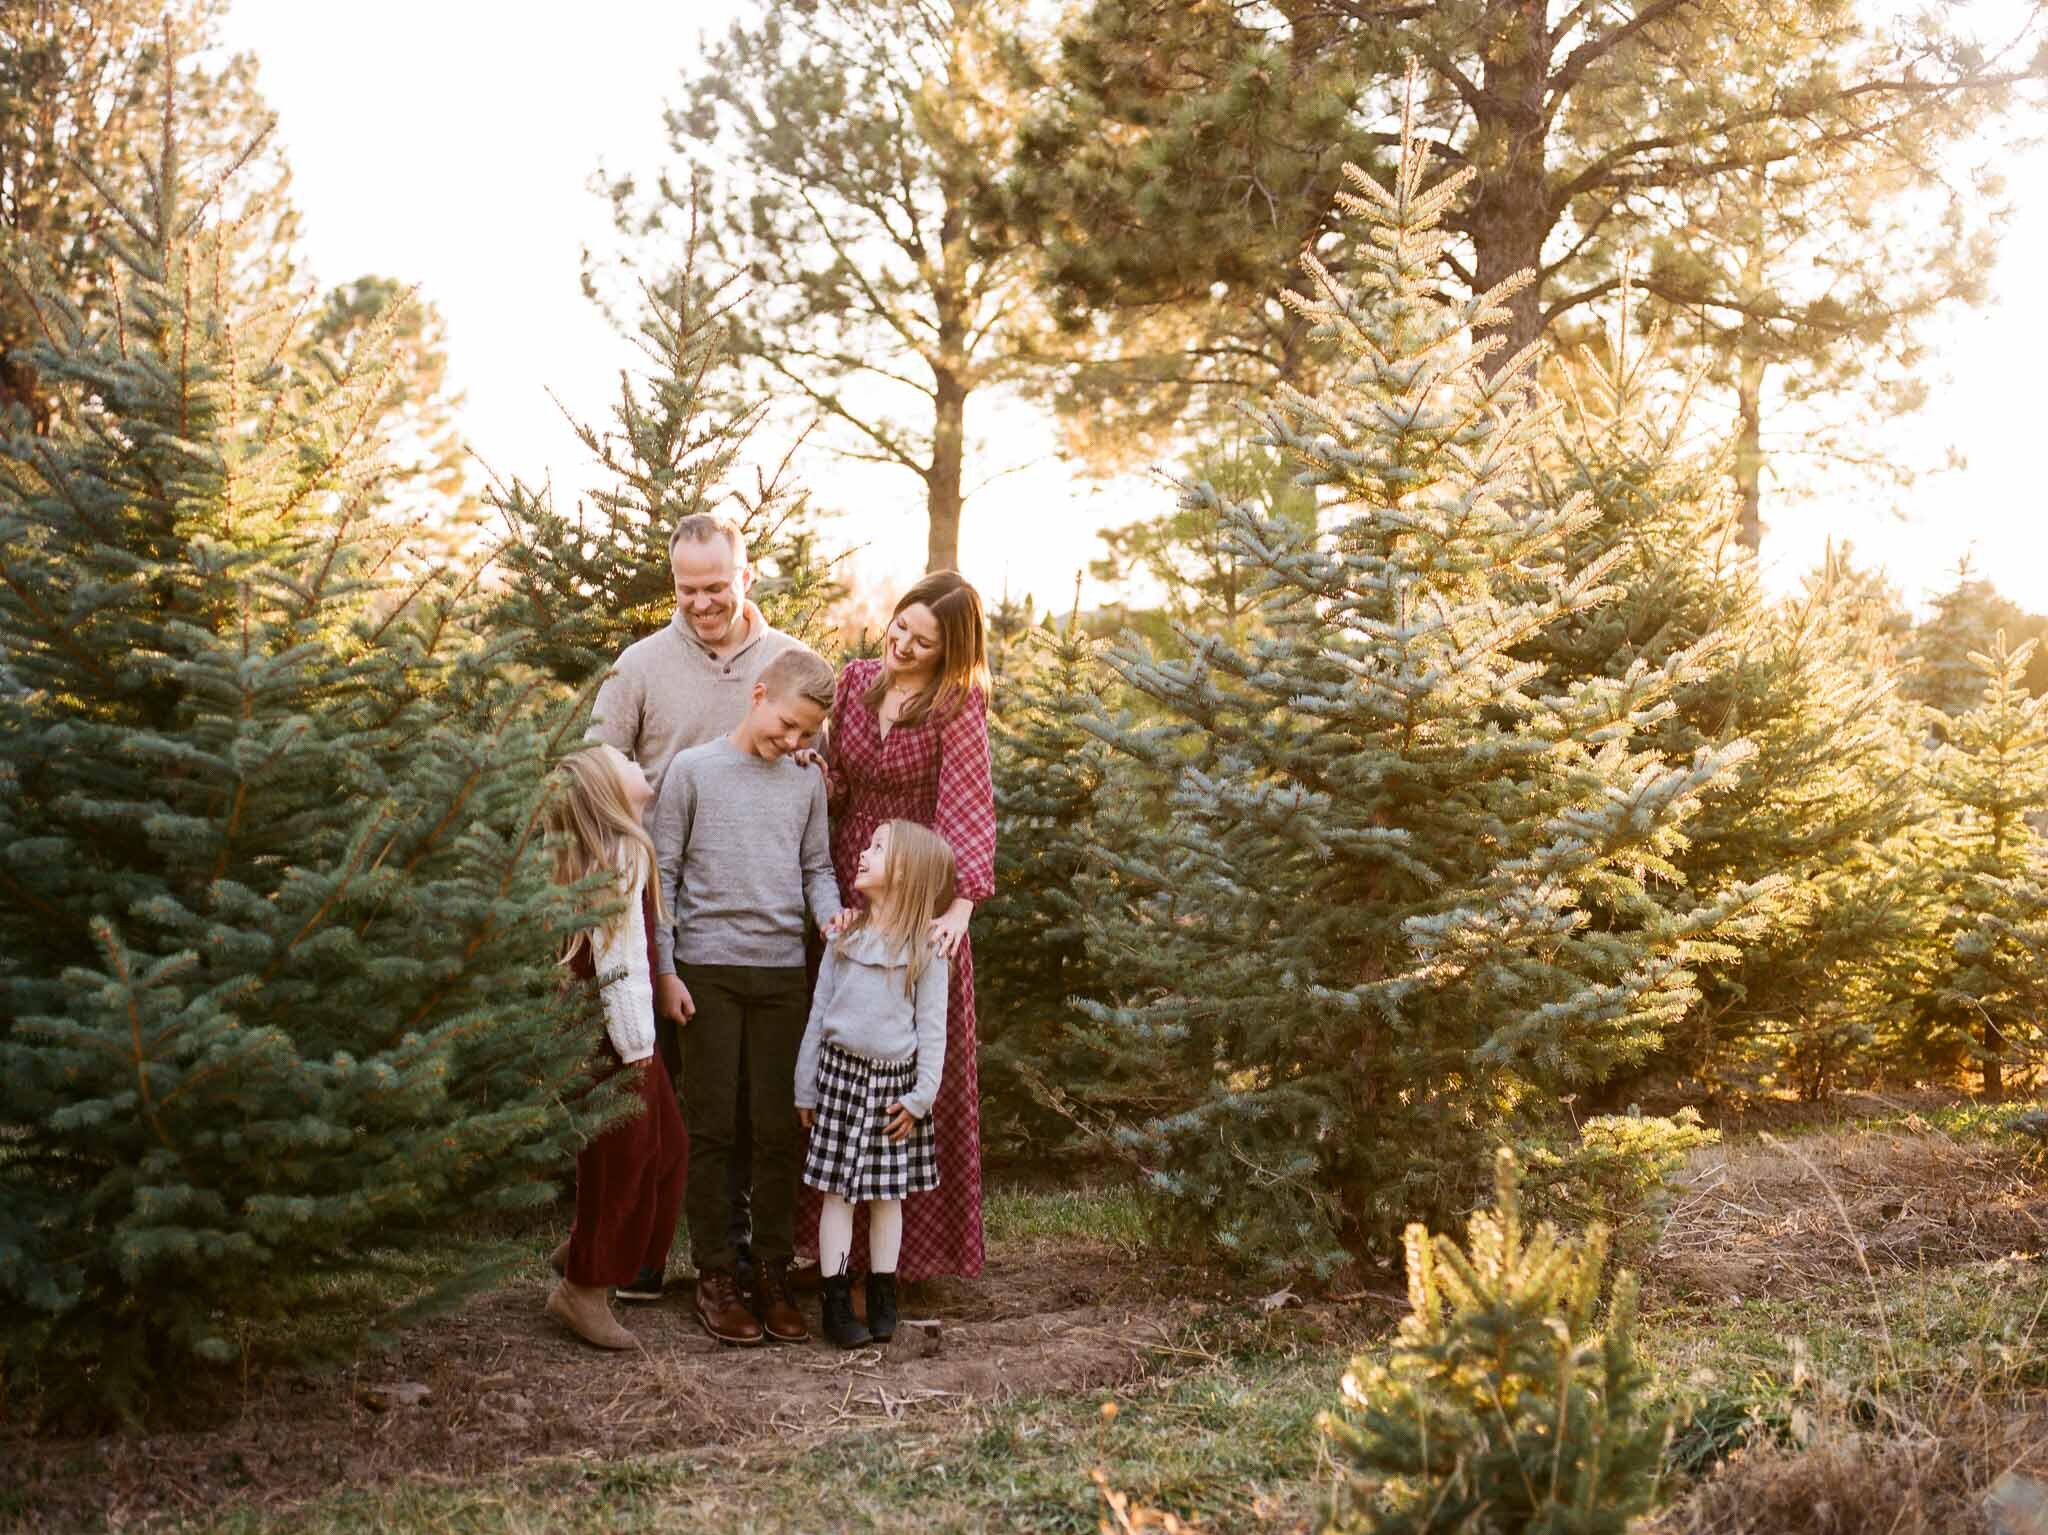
633,0,1056,573
978,583,1113,1154
1,2,295,427
306,276,476,556
488,219,838,691
1075,102,1766,1272
1911,634,2048,1099
1522,315,1925,1103
1322,1150,1667,1533
1005,0,2041,522
985,583,1037,684
1902,568,2048,723
1090,435,1318,636
0,90,598,1422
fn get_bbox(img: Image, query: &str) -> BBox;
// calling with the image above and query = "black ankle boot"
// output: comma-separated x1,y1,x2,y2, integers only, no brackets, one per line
865,1272,899,1343
820,1274,872,1349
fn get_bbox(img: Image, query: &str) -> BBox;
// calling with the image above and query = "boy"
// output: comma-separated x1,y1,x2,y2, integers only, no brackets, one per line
652,646,842,1345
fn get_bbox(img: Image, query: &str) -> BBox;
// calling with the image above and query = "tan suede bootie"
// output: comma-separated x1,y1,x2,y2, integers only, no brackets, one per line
547,1280,636,1350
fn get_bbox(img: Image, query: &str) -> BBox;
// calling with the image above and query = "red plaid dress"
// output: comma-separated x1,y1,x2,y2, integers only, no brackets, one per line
798,658,996,1280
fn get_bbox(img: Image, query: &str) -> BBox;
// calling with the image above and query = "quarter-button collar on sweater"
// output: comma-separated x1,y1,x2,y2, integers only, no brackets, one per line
672,601,765,677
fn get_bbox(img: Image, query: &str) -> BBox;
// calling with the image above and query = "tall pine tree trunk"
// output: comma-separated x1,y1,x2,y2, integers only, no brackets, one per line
1734,169,1768,553
1468,1,1551,370
928,364,966,573
1736,350,1765,553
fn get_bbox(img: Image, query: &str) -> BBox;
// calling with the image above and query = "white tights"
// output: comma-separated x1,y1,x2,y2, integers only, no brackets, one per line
818,1193,902,1276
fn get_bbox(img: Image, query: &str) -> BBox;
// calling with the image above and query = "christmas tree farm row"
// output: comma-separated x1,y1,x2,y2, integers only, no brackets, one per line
974,111,2048,1279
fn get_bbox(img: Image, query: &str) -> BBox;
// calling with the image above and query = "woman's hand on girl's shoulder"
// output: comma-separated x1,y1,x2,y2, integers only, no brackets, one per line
927,902,971,958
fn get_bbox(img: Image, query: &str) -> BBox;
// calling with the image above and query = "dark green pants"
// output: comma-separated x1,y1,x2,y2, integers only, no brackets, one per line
678,963,809,1270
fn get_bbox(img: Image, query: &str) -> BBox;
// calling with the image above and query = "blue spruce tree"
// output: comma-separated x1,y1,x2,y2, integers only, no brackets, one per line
0,85,601,1421
1523,311,1924,1103
1910,633,2048,1099
1076,94,1772,1273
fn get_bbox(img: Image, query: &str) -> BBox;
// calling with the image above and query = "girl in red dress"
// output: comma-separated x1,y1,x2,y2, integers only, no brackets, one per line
803,572,995,1284
543,744,688,1348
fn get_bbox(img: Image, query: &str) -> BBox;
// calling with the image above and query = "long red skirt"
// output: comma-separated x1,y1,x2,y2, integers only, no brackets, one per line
567,1050,688,1289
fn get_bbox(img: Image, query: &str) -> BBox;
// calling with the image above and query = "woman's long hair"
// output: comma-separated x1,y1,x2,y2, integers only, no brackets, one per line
839,820,957,997
861,570,990,729
545,746,666,963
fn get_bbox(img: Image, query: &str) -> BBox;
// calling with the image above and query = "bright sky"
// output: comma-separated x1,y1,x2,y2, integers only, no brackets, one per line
219,0,2048,619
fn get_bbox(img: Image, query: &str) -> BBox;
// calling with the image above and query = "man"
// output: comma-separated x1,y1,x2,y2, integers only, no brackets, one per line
588,512,803,1301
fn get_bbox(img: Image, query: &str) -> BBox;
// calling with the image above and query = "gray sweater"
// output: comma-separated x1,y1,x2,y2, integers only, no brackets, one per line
651,738,842,972
588,604,804,803
794,929,949,1120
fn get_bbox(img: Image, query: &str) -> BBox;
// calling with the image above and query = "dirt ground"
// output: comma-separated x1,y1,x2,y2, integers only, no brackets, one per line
6,1236,1193,1531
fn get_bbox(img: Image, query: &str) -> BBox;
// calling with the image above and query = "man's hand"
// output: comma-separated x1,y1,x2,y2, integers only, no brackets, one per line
798,1106,816,1130
884,1101,919,1143
655,973,694,1026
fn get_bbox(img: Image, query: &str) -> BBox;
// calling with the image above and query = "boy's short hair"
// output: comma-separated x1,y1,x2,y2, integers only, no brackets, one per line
668,513,747,566
758,646,836,712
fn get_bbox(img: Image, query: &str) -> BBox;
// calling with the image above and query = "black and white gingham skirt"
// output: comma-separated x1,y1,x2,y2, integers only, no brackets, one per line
801,1042,939,1203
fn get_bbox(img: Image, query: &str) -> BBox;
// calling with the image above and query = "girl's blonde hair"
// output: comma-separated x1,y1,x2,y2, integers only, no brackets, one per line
839,819,957,996
545,745,666,962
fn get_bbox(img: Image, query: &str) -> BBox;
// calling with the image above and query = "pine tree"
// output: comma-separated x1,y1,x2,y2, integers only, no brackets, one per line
0,2,290,428
985,585,1036,685
1074,95,1768,1272
642,0,1056,572
1911,635,2048,1099
0,86,599,1422
1522,314,1926,1104
1005,0,2040,521
1090,434,1318,637
978,582,1113,1153
1902,569,2048,724
1322,1150,1668,1533
487,214,838,690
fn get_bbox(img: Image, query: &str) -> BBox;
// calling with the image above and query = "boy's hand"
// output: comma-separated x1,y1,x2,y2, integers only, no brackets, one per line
655,974,694,1025
884,1101,919,1143
798,1106,815,1130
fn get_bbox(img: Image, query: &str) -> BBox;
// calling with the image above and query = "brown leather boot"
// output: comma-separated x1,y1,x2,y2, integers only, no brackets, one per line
546,1280,636,1350
694,1266,766,1346
753,1257,809,1343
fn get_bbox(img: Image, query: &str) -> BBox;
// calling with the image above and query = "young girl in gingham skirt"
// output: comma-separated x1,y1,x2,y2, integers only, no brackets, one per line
794,819,955,1348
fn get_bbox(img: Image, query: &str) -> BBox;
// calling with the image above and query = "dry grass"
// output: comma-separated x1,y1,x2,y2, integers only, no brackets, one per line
1647,1121,2048,1534
1655,1397,2048,1534
1651,1126,2047,1301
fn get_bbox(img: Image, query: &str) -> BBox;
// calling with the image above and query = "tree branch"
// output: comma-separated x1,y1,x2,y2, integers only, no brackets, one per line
1545,0,1701,118
1549,66,2040,209
759,352,931,478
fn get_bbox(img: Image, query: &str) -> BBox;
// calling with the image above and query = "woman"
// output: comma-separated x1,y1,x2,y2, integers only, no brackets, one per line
803,571,994,1284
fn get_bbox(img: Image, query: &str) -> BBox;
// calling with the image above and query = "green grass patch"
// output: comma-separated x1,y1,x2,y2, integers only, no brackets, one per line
983,1184,1151,1253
